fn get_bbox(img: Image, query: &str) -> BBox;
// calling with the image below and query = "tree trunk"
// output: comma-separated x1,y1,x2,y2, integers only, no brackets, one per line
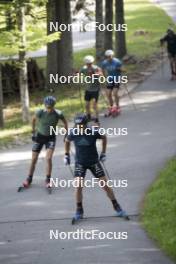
47,0,58,90
115,0,127,58
47,0,73,90
18,6,30,123
104,0,113,50
0,64,4,128
96,0,104,64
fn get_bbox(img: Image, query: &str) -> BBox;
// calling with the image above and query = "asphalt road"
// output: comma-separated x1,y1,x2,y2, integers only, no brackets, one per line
151,0,176,23
0,62,176,264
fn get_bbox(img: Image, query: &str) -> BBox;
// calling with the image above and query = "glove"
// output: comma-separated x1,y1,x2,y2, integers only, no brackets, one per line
100,153,106,162
32,132,37,142
64,153,70,165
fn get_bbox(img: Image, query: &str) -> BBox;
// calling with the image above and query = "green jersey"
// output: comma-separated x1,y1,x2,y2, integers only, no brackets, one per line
35,109,64,136
80,64,101,92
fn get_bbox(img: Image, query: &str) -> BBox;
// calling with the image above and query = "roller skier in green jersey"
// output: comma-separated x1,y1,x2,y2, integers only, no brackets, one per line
22,96,68,189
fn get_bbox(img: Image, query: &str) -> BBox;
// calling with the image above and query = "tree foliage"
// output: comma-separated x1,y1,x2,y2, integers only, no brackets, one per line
0,0,60,57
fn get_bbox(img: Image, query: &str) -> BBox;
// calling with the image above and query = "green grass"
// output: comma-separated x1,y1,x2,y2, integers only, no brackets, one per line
36,0,175,72
125,0,175,57
142,158,176,262
0,85,107,148
0,0,175,148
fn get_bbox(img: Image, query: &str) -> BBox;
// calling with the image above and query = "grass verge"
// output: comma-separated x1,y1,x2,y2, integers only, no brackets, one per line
142,158,176,262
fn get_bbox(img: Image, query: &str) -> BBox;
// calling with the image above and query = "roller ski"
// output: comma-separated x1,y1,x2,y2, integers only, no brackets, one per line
17,176,32,192
71,208,84,225
104,106,121,118
45,177,52,194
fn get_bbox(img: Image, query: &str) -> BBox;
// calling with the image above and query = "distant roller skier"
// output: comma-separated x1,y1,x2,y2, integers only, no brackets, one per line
18,96,68,192
160,28,176,80
80,55,103,124
101,50,124,117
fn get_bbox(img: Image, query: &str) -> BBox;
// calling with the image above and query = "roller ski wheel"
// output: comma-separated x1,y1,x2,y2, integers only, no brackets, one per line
17,177,32,192
116,210,130,220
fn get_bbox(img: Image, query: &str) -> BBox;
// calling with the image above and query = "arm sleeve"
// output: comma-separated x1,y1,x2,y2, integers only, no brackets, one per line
35,109,43,119
55,110,64,120
117,60,122,68
160,35,168,42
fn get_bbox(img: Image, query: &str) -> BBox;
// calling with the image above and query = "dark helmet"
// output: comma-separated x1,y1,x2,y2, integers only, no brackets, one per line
44,96,56,107
74,113,88,125
167,28,174,35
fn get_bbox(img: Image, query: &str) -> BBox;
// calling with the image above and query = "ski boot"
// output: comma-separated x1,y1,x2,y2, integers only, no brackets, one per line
71,208,84,225
23,176,32,188
111,106,121,117
18,176,32,192
45,177,52,194
104,107,112,117
115,209,130,220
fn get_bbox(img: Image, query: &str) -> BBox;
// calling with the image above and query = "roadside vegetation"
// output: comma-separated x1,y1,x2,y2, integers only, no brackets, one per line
142,158,176,262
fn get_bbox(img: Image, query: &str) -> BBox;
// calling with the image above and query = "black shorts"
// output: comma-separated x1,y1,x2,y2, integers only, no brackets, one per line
32,133,56,153
84,90,99,102
168,52,176,59
107,81,120,90
74,162,105,178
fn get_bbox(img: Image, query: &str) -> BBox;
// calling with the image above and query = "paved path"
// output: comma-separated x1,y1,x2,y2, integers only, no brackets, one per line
0,62,176,263
151,0,176,23
1,0,176,60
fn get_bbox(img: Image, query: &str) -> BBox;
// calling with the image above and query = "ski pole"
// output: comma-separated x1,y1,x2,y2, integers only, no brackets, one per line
160,46,165,77
101,161,111,180
100,88,109,108
72,69,84,112
78,85,84,112
68,164,74,177
123,83,137,111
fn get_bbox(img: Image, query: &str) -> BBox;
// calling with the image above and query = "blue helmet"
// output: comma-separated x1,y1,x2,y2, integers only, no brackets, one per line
44,96,56,107
74,113,88,125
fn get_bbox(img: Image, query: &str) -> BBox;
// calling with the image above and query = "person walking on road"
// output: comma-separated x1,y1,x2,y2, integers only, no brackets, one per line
160,28,176,80
64,113,128,221
22,96,68,188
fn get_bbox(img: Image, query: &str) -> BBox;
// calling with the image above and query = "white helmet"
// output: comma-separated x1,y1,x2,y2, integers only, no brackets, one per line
84,55,94,64
105,49,114,57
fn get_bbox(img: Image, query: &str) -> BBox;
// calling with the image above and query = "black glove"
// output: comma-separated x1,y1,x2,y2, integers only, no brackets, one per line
32,132,36,142
100,152,106,162
64,153,70,165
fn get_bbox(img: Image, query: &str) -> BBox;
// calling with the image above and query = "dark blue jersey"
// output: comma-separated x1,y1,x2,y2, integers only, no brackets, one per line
67,127,103,165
